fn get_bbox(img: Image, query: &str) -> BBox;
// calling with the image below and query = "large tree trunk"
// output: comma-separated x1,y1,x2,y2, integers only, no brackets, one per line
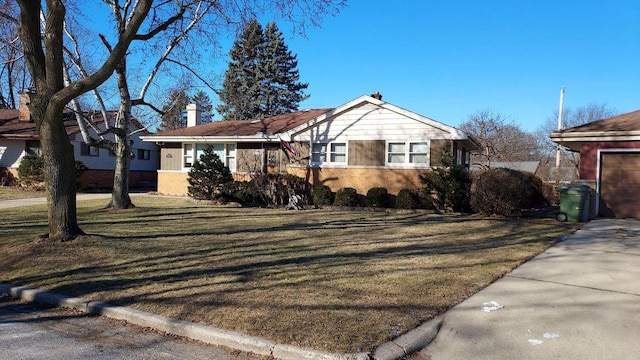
37,98,84,241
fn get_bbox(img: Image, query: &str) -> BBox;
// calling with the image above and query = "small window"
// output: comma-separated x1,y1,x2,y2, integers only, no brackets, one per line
387,143,405,163
330,143,346,163
137,149,151,160
409,142,428,164
311,143,327,163
81,143,99,157
183,144,193,167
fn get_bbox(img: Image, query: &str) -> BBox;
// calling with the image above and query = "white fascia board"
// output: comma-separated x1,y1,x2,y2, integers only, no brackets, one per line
550,131,640,143
140,135,269,143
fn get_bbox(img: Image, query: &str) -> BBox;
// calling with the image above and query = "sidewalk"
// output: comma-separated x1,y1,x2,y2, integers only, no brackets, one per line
0,193,119,209
413,218,640,360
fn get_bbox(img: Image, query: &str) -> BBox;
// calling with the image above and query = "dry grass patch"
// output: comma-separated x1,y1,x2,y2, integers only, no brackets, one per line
0,195,578,353
0,186,46,200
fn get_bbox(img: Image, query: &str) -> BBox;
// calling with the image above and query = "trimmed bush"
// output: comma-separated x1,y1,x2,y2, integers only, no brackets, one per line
470,168,546,217
366,187,389,208
312,185,334,206
334,187,359,207
18,154,44,185
219,181,263,206
396,189,421,209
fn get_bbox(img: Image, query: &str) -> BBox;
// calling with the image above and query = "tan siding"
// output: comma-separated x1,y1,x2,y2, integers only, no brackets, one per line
430,139,451,167
237,147,263,173
161,147,182,170
348,140,385,166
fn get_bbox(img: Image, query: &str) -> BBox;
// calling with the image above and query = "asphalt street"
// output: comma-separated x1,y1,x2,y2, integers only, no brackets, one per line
0,295,264,360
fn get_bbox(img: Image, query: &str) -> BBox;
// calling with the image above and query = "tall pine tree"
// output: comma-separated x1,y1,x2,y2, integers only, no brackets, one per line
261,22,309,116
216,19,264,120
216,20,308,120
192,90,214,123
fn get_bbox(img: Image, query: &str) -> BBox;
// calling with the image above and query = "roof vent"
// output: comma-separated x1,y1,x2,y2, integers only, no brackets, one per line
371,91,382,100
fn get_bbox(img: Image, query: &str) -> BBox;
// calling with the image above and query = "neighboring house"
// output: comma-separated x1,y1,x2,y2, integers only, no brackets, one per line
550,109,640,219
0,92,159,190
142,93,478,196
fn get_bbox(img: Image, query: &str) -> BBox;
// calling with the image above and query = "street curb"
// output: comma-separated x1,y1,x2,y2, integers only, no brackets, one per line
0,283,440,360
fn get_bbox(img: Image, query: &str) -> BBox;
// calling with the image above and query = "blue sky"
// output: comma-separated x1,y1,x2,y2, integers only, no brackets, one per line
243,0,639,132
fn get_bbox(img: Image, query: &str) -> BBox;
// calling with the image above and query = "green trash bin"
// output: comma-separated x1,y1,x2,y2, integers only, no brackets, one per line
556,185,591,222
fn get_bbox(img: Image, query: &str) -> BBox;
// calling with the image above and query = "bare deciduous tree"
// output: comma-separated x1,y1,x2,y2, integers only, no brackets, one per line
535,103,617,181
460,110,539,170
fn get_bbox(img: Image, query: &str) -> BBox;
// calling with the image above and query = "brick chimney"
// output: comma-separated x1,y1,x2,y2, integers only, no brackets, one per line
371,91,383,100
186,104,202,127
18,91,35,122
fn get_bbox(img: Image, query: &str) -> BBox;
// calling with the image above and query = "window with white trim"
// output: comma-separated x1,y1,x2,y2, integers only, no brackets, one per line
387,141,429,166
311,142,346,165
183,143,236,171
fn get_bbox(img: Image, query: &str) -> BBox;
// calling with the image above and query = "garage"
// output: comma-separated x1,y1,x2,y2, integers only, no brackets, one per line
599,151,640,219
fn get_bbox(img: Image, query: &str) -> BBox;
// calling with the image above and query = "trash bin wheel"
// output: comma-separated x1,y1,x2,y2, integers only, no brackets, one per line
556,212,568,222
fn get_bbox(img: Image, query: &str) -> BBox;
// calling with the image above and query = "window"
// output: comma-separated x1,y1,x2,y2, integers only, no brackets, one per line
137,149,151,160
183,144,193,167
183,143,235,171
330,143,346,163
409,142,428,164
311,143,327,163
387,141,429,166
25,140,41,156
311,142,346,164
81,143,99,157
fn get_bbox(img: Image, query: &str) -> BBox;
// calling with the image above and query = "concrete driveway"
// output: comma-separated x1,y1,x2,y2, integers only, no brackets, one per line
413,218,640,360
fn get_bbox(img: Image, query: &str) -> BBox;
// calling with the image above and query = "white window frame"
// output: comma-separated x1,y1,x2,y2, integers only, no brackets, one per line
311,141,346,166
386,141,429,168
183,143,236,172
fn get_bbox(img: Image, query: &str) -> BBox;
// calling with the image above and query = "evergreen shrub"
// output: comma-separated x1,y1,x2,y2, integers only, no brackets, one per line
187,145,233,200
366,187,389,208
334,187,359,207
396,189,421,209
312,185,334,206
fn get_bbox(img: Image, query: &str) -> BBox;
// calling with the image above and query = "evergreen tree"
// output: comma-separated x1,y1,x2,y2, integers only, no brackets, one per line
261,22,308,116
216,19,264,120
192,90,214,123
160,89,191,131
216,20,308,120
187,145,233,200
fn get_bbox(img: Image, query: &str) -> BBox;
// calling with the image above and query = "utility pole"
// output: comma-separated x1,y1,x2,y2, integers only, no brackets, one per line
555,86,565,184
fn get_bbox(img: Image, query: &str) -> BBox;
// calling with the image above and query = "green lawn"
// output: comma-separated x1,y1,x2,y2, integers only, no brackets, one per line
0,195,577,353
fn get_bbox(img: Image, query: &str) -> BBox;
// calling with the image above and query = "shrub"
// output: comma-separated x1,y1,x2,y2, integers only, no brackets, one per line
334,187,359,207
219,181,263,206
187,145,233,200
420,165,471,212
18,154,45,185
250,173,310,206
419,142,471,212
470,168,546,217
396,189,421,209
312,185,334,206
366,187,389,208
